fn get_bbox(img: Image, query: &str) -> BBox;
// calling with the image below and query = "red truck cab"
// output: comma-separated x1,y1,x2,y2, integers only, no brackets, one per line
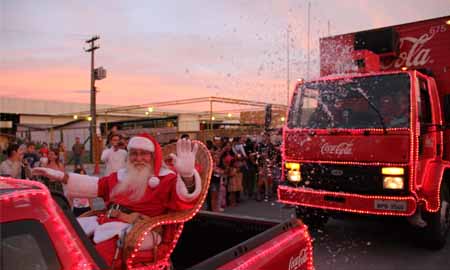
279,16,450,249
0,178,108,269
1,177,313,269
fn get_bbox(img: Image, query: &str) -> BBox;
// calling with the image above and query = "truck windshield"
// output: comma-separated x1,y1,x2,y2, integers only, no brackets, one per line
288,73,410,129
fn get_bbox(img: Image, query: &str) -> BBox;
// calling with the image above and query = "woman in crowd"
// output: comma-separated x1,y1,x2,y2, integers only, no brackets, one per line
42,147,64,193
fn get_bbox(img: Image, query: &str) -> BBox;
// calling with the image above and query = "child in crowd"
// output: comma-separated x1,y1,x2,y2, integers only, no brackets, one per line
228,159,243,207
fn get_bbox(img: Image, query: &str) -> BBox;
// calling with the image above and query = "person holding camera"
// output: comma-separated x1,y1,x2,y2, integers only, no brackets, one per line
101,133,127,176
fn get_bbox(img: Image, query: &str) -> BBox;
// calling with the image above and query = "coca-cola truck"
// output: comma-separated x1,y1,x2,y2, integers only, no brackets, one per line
1,177,313,269
279,15,450,249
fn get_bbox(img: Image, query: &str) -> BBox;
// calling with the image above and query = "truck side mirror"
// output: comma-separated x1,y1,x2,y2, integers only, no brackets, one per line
444,95,450,123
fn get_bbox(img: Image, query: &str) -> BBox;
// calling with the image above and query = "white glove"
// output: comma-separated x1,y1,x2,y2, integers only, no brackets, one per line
31,167,65,181
170,139,198,178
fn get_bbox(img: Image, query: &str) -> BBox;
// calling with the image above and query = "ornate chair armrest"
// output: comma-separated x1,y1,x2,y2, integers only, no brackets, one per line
123,212,182,261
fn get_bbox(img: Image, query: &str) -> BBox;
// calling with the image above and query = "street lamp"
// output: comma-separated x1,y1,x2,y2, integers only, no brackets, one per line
148,107,154,112
73,115,78,120
227,113,232,118
87,116,92,121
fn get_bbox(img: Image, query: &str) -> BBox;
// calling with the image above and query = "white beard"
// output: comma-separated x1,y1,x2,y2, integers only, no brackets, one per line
111,161,153,201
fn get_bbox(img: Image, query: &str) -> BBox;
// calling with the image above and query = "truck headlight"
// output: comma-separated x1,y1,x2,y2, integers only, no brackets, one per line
383,176,404,189
287,171,302,182
285,162,301,182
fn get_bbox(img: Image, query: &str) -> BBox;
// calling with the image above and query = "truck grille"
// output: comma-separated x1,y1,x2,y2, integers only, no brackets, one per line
290,163,408,196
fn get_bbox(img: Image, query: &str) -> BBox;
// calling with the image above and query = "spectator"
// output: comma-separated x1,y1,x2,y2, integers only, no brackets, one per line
243,137,257,199
39,142,49,158
232,137,247,159
228,159,243,207
106,125,119,147
206,140,216,151
23,142,40,168
213,136,223,150
0,143,29,179
209,151,224,212
42,148,64,193
119,134,129,150
219,142,235,208
72,137,85,170
58,142,67,166
256,133,275,202
101,134,128,175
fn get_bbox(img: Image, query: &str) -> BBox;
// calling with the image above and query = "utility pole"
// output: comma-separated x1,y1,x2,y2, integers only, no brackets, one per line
85,36,100,163
307,1,311,80
287,26,291,106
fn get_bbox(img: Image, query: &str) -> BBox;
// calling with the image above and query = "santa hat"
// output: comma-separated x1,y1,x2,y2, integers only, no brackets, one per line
127,133,162,177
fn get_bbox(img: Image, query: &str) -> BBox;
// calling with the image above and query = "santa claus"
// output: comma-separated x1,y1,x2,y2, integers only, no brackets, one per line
32,133,202,267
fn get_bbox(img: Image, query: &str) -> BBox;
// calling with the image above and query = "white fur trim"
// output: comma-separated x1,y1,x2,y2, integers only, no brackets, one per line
33,167,64,180
148,177,160,188
65,173,99,198
176,169,202,202
84,217,161,250
159,167,174,176
77,216,99,237
127,136,155,152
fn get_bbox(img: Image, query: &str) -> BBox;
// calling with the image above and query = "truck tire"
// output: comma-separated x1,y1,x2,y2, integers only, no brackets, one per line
423,182,450,250
295,206,329,228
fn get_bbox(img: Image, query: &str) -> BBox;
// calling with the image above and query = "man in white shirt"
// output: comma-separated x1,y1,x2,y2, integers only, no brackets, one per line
101,134,127,176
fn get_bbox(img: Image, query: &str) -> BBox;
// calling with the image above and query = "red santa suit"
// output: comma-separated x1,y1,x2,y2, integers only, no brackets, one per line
59,134,203,267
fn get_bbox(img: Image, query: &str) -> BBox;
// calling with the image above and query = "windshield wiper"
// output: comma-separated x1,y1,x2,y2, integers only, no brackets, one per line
350,87,388,134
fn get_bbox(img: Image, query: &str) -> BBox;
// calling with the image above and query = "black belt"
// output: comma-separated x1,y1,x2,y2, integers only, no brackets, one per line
107,203,133,214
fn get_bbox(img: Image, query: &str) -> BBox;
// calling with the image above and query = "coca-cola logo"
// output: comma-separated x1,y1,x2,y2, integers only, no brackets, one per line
382,24,447,69
320,142,353,156
288,248,308,270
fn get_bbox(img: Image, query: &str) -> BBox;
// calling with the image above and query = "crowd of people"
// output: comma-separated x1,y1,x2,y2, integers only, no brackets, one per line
0,129,282,215
204,133,282,212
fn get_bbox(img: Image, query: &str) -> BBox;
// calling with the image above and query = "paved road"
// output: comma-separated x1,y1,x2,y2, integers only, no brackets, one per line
222,198,450,270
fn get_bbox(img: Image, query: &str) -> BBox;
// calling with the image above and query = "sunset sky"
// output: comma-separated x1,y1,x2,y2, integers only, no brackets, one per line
2,0,449,108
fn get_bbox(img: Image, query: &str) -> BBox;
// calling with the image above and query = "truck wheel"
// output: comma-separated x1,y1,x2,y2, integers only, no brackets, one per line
423,182,450,250
295,206,329,228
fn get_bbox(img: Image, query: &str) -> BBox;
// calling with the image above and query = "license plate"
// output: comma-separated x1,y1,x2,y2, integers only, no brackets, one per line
374,200,407,212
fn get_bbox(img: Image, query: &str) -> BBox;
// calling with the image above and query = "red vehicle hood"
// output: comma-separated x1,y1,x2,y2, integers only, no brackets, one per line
284,130,410,163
